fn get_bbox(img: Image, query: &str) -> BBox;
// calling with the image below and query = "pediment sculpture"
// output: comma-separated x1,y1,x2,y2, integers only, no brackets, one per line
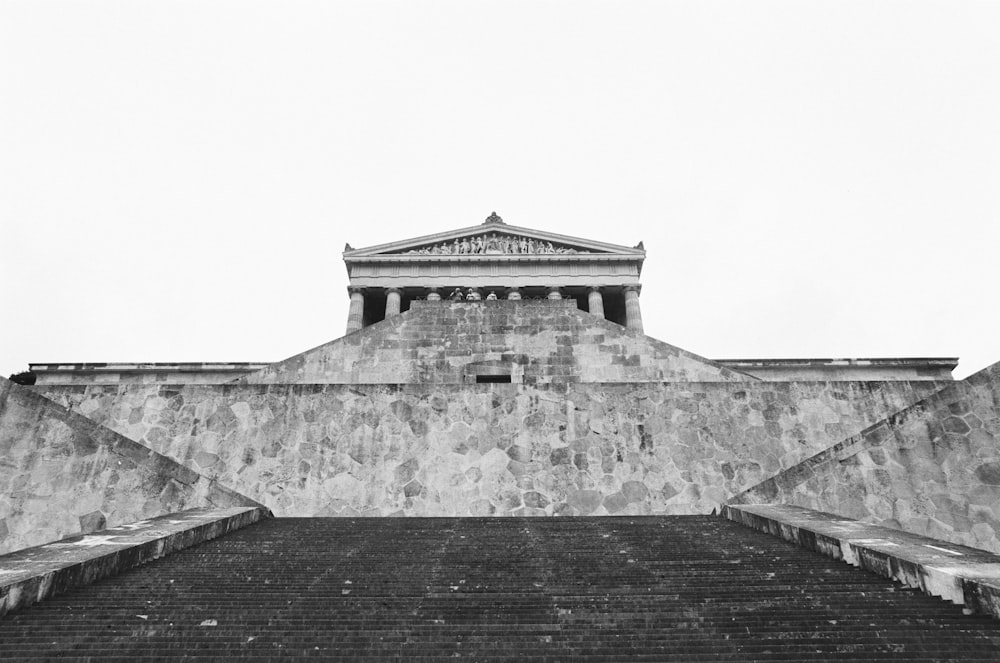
399,232,586,256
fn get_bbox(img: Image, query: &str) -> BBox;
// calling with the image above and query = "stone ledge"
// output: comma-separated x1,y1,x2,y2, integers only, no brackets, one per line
722,504,1000,619
0,506,271,617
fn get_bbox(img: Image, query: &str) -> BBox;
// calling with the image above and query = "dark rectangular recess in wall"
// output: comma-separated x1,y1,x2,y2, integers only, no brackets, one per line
476,375,512,384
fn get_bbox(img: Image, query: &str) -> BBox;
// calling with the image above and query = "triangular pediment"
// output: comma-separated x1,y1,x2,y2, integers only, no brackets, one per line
343,214,645,260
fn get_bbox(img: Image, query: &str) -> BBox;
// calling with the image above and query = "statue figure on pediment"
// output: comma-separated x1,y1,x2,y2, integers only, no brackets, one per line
545,242,555,253
474,235,485,254
527,238,536,253
519,237,528,253
486,233,499,252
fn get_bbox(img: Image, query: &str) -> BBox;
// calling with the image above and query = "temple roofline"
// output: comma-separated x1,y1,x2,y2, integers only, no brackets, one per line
343,221,645,259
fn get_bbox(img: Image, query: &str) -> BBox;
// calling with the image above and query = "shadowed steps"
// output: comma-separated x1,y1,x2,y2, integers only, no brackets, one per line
1,516,999,661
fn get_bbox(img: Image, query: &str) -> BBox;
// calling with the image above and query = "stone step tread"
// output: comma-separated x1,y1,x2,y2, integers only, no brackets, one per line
2,516,999,660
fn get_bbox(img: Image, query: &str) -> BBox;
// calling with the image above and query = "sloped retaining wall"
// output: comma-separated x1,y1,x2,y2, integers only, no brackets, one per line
729,362,1000,553
0,378,260,554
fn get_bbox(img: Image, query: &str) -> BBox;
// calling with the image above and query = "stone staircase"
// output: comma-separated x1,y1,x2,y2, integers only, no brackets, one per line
1,516,999,660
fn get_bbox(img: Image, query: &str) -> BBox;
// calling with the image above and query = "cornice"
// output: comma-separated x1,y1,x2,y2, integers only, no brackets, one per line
343,222,645,259
344,253,644,264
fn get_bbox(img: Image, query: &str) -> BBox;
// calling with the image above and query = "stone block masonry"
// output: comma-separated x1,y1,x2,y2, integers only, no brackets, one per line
238,300,752,385
729,360,1000,554
0,377,261,555
38,379,945,519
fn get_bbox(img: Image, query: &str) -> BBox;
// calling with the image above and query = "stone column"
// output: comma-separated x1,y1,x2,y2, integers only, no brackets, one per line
385,288,402,318
426,288,441,302
346,287,365,334
507,288,522,300
546,287,563,300
587,286,605,319
624,285,643,332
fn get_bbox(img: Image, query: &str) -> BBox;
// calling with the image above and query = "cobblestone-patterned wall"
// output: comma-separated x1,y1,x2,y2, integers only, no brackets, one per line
239,301,751,385
0,378,258,554
730,361,1000,554
39,380,944,518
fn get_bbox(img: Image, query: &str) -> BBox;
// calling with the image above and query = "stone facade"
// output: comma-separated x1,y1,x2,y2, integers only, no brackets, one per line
0,378,259,555
38,378,945,519
239,300,750,385
730,362,1000,554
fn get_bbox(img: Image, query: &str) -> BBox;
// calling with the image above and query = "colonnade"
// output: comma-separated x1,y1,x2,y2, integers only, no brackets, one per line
346,285,642,334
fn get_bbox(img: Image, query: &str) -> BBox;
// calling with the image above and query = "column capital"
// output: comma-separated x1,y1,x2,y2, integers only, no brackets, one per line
385,287,403,295
347,285,365,295
546,286,563,300
623,284,642,295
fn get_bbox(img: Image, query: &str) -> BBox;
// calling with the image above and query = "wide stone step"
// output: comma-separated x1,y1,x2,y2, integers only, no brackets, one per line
1,516,998,660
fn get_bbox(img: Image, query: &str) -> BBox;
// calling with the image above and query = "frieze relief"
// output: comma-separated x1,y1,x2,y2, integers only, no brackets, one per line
397,233,597,256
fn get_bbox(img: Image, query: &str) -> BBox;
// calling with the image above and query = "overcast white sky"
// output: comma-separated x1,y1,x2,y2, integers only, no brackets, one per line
1,1,997,379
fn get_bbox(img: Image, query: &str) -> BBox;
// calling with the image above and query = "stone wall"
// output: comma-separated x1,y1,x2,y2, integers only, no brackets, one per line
39,379,945,518
238,300,753,385
729,361,1000,554
0,377,259,555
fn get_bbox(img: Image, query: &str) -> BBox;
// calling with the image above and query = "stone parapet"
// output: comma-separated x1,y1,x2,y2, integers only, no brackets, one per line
29,362,270,385
723,504,1000,620
718,357,958,382
0,507,270,616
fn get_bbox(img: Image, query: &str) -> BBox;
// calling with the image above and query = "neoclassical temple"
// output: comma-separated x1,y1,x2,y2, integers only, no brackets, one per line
342,212,647,333
28,213,957,385
4,216,1000,663
1,209,998,571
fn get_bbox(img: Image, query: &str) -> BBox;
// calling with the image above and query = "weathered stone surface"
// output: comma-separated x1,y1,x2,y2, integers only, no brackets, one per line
725,504,1000,620
35,378,943,520
237,301,752,385
0,378,260,555
731,361,1000,554
0,507,269,617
